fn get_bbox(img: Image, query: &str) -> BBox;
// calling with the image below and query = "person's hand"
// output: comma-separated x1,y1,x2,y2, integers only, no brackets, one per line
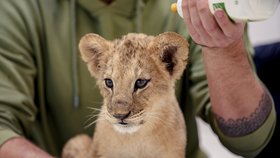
182,0,246,48
0,137,53,158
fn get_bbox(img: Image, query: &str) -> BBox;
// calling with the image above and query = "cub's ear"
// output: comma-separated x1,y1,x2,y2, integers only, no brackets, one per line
79,33,110,77
148,32,189,80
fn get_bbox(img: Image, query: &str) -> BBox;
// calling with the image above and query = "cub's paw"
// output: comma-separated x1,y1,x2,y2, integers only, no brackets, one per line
62,134,92,158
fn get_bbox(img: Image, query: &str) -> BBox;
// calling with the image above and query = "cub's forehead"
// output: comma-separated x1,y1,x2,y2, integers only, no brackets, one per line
103,34,155,78
112,33,154,57
104,53,152,81
108,34,155,67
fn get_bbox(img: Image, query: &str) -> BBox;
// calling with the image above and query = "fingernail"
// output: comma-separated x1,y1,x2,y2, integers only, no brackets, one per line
215,9,224,19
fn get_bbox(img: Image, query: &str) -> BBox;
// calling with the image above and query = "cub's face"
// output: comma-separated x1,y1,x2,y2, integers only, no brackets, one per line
79,32,189,134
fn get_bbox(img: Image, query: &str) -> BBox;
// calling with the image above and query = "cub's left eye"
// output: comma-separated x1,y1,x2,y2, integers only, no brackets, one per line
134,79,151,90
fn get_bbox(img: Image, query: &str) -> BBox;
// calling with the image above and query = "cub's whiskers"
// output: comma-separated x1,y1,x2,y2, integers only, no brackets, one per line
83,106,105,129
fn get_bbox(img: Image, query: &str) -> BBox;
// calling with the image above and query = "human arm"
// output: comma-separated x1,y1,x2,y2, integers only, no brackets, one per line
182,0,276,156
0,0,53,157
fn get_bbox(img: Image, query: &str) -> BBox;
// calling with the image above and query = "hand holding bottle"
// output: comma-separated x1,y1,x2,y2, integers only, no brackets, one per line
174,0,245,48
172,0,279,21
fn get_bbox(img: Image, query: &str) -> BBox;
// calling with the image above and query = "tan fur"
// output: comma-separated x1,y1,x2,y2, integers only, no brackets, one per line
62,32,189,158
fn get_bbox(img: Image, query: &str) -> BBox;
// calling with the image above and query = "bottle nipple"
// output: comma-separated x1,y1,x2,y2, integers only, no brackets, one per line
170,0,183,18
171,3,178,13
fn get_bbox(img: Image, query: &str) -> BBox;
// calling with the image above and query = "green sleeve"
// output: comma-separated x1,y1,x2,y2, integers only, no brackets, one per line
0,0,40,146
187,25,276,157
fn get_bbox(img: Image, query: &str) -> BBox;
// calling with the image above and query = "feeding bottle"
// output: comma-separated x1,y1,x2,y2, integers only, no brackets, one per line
171,0,279,21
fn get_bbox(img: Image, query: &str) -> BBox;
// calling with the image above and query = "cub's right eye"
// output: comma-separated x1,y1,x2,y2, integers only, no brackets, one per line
104,78,113,89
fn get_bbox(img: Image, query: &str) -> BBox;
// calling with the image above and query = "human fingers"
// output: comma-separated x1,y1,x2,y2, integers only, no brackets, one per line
182,0,200,42
182,0,245,48
187,0,212,45
214,9,246,41
196,0,229,46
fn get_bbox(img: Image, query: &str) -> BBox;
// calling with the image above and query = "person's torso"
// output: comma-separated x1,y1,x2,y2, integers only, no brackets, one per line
36,0,204,157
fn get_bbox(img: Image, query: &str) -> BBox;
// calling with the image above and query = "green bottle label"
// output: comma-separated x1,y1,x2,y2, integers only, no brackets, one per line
213,2,226,11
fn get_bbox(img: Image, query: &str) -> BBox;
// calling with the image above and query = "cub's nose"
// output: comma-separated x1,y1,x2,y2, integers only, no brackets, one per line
113,111,131,120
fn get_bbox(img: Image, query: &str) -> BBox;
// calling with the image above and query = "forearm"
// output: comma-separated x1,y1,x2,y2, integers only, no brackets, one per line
203,38,273,136
0,137,53,158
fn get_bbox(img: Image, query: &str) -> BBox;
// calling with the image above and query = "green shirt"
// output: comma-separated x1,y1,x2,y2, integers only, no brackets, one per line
0,0,276,157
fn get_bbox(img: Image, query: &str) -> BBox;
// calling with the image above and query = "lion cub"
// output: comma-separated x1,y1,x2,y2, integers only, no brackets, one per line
62,32,189,158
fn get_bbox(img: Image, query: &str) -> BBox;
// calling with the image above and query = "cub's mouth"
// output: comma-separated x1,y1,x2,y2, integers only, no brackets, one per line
119,121,128,125
106,110,145,134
